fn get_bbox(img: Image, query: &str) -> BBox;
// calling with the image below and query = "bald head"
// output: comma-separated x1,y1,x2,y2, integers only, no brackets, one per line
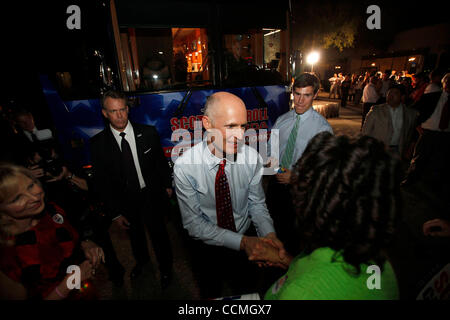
204,92,246,124
202,92,248,155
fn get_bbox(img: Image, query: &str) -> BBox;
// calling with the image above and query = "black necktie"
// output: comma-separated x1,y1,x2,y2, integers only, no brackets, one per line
30,132,38,143
119,132,141,191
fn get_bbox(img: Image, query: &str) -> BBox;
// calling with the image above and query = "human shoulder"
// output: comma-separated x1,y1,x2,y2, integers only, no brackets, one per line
309,109,333,129
174,141,203,166
370,103,388,113
273,109,295,127
90,127,108,144
131,122,157,134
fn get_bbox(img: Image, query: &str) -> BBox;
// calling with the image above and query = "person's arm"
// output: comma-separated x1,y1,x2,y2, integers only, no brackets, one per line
0,270,27,300
173,163,243,251
247,155,277,238
89,137,122,221
362,107,376,136
44,260,93,300
246,155,287,262
65,171,88,191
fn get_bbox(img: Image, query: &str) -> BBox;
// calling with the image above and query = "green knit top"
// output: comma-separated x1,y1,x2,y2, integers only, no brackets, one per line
264,247,399,300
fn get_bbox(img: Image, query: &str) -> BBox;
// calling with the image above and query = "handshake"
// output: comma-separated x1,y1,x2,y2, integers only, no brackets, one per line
240,232,293,269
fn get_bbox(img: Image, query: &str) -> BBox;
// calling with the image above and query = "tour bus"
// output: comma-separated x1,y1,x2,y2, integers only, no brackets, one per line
38,0,294,168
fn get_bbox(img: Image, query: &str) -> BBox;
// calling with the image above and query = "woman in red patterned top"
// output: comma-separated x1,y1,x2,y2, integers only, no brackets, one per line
0,163,104,299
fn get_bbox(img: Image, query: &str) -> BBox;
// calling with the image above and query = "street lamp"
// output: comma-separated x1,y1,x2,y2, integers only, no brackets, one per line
306,51,320,72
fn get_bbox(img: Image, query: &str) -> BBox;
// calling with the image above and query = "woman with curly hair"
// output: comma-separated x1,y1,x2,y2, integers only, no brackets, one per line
254,132,401,299
0,163,104,299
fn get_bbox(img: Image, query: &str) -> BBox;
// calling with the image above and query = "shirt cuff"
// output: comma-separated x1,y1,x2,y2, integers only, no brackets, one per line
222,231,244,251
112,215,122,221
256,221,276,238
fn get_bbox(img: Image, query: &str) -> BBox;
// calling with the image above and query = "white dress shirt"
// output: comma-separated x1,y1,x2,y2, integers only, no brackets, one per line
173,138,275,251
388,104,404,146
422,91,449,132
23,127,39,142
362,83,379,103
110,121,146,188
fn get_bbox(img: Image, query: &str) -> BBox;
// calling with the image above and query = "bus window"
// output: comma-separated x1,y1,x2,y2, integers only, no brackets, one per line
118,27,211,92
222,28,288,86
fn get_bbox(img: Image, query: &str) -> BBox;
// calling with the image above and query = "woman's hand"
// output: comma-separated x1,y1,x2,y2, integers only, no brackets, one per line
68,174,89,191
81,240,105,268
79,260,95,282
275,170,292,185
28,165,44,179
46,166,69,182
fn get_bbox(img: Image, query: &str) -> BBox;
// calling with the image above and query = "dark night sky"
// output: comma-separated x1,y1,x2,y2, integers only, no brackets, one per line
1,1,448,105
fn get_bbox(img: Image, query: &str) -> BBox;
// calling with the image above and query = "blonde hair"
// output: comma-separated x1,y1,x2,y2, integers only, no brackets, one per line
0,163,40,245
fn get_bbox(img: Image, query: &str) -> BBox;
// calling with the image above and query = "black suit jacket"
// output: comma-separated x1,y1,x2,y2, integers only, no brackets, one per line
89,122,172,219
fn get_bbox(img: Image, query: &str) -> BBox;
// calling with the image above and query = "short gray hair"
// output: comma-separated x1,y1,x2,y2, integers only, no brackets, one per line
203,95,219,122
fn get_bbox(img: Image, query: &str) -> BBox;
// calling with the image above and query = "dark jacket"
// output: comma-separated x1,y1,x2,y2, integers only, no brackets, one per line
89,122,172,219
410,91,442,126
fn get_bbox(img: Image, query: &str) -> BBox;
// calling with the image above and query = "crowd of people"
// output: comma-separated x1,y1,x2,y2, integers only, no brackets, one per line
0,69,448,300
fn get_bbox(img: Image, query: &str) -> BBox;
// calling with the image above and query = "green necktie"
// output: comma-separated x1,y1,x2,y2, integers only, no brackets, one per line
280,114,300,169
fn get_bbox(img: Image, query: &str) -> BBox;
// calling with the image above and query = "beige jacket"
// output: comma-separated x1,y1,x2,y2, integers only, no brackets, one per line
362,103,418,155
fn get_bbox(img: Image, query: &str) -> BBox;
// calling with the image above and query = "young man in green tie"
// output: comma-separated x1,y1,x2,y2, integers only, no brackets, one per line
267,73,333,254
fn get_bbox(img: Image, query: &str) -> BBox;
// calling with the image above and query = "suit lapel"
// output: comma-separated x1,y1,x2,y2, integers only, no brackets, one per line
132,123,146,171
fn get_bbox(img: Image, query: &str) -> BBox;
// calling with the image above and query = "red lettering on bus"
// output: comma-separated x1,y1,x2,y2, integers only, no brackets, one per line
170,118,179,131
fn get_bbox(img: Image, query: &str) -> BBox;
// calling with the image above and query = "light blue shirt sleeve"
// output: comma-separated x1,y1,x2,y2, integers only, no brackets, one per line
247,154,276,236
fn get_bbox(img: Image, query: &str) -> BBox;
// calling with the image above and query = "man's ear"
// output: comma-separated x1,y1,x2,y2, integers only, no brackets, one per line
202,115,211,130
101,108,107,118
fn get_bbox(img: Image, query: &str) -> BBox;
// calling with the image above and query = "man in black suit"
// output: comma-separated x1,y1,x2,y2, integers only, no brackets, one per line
403,73,450,191
90,91,173,289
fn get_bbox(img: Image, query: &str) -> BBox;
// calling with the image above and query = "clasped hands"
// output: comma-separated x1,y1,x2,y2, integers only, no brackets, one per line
240,232,292,269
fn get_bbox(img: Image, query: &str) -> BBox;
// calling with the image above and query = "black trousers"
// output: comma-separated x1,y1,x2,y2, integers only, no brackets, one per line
125,187,173,274
266,176,300,255
188,225,283,299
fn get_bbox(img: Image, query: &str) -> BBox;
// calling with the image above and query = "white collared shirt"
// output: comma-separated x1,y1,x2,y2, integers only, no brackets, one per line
23,127,38,142
110,121,146,189
173,138,275,251
422,91,449,132
388,104,404,146
362,83,379,103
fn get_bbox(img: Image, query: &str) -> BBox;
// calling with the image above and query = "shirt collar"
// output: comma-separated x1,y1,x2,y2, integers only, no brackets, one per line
388,103,404,111
291,106,312,120
110,121,132,138
201,136,238,171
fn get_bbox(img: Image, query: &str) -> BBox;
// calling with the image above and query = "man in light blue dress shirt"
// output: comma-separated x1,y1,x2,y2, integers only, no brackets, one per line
174,91,285,298
267,73,333,253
